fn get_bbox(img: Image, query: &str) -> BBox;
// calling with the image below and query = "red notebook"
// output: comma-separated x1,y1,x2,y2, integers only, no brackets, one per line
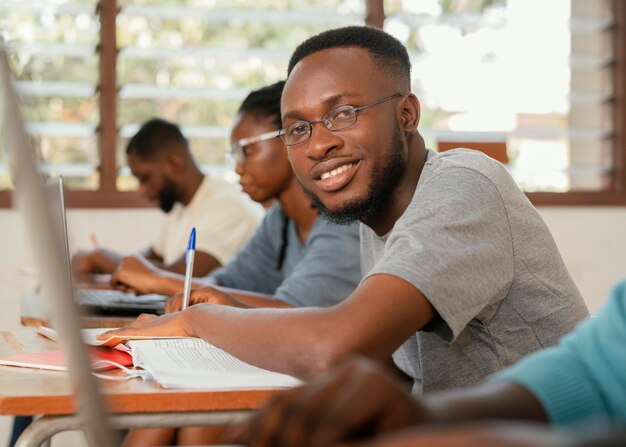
0,347,133,372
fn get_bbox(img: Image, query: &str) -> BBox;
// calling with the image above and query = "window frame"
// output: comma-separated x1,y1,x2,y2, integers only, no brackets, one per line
1,0,623,208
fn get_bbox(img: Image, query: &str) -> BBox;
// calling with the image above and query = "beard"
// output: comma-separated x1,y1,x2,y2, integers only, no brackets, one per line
158,177,180,213
301,124,407,226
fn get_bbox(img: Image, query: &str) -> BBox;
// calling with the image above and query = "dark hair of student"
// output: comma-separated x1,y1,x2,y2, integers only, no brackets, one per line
126,118,189,159
238,81,290,270
237,80,285,130
287,25,411,90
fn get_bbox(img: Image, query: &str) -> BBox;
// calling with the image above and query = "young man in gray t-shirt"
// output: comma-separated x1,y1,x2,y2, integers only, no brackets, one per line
101,26,589,393
361,148,587,392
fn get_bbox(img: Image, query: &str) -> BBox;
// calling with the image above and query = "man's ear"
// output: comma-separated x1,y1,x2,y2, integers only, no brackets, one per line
164,152,186,176
400,93,420,133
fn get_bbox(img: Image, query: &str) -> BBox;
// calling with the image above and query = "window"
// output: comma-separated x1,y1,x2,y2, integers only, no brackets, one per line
0,0,366,207
0,1,100,192
1,0,624,207
382,0,625,205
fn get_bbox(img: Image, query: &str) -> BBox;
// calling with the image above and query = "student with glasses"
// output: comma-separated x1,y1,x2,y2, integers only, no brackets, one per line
111,81,360,308
118,81,361,446
103,26,588,402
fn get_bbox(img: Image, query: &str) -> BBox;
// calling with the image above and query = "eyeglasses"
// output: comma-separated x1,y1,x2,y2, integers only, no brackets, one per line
226,129,281,166
279,93,403,147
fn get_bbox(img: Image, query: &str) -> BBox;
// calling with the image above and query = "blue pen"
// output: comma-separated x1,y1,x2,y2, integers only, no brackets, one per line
181,227,196,311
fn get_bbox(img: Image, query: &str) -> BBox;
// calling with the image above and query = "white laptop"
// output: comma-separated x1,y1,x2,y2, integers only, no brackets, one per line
47,177,167,316
1,44,119,447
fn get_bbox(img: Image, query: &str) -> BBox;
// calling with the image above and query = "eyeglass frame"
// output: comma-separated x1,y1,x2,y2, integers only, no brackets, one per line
278,92,403,147
227,129,282,165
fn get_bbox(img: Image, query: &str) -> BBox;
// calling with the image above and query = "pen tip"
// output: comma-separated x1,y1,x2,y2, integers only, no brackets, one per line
188,227,196,250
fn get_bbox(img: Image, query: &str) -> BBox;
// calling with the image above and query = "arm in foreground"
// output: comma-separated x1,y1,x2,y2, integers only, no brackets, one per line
98,273,435,379
229,280,626,447
227,357,545,447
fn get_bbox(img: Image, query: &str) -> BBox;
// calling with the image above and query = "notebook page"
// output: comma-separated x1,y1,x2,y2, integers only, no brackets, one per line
127,338,302,390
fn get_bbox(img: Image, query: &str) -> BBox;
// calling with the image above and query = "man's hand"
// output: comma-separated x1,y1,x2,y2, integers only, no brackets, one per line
165,287,243,313
71,249,122,280
228,357,430,447
111,255,162,294
96,309,197,341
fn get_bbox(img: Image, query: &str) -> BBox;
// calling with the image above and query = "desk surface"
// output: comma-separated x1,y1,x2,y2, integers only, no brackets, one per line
0,330,277,416
21,314,135,329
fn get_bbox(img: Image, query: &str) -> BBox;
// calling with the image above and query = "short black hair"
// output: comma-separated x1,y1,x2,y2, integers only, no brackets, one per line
287,26,411,90
238,80,285,129
126,118,188,159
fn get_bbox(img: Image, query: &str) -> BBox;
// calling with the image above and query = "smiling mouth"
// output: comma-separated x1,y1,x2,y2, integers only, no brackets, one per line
314,162,359,192
320,163,355,180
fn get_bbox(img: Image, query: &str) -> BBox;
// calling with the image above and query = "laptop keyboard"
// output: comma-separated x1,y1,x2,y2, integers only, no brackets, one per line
75,289,167,306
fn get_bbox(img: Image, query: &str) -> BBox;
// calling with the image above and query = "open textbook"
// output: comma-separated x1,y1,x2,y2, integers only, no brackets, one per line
127,338,302,389
37,327,302,390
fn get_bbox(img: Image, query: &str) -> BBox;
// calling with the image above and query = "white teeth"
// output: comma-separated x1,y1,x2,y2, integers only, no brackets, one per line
321,163,353,180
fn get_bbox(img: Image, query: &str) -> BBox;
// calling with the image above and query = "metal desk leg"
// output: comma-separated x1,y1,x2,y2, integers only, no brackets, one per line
15,415,80,447
15,410,252,447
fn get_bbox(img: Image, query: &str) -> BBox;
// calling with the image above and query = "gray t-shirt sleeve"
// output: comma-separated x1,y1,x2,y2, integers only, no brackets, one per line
274,223,361,307
364,166,515,341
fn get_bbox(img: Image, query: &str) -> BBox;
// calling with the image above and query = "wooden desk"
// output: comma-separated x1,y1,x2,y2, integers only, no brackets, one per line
0,330,277,446
21,314,135,329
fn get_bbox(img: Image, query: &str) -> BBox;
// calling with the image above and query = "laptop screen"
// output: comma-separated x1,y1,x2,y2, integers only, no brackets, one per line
45,176,166,315
0,46,119,447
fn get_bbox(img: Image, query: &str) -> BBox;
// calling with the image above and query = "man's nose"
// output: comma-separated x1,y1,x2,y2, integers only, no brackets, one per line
234,161,245,176
138,183,149,196
305,122,343,160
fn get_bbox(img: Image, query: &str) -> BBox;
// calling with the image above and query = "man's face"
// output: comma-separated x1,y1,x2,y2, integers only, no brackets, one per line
282,47,408,225
127,152,180,212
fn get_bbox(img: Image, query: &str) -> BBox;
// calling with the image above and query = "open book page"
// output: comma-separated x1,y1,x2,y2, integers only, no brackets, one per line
37,326,191,349
127,338,302,390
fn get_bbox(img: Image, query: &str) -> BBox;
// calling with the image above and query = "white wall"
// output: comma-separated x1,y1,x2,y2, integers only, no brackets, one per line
539,207,626,314
1,206,625,445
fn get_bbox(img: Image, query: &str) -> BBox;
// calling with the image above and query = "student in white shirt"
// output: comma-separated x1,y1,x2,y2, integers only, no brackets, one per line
71,118,262,278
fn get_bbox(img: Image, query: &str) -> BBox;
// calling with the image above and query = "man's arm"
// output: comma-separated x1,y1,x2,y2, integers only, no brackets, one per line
110,255,211,294
71,248,124,277
228,358,546,447
141,248,222,276
165,286,294,312
101,273,435,379
229,281,626,447
159,250,221,276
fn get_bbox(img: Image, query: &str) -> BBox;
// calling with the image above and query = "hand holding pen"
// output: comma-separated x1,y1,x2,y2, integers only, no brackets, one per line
181,227,196,311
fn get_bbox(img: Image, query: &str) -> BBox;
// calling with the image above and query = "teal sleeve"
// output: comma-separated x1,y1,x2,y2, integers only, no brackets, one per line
490,281,626,427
